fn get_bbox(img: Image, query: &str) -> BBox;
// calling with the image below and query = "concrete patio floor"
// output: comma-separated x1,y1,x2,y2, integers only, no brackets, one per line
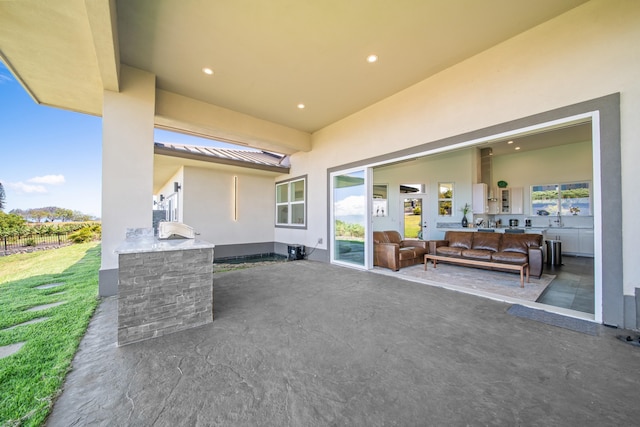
47,261,640,426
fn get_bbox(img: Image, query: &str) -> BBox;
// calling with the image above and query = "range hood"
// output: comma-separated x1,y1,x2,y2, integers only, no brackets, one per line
480,147,497,200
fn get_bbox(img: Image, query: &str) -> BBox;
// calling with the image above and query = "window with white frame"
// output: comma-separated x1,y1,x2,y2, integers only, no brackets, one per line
276,176,306,227
531,181,591,216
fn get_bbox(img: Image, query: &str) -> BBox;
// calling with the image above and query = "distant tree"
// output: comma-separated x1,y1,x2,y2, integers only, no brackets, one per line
55,208,74,222
0,182,5,211
9,208,28,219
30,210,48,223
7,206,97,223
72,210,94,222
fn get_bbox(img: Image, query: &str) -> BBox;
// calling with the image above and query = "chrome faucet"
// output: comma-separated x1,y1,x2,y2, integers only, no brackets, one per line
553,212,563,227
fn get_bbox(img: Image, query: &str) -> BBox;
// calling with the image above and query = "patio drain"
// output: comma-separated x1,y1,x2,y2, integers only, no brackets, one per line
617,335,640,347
0,342,26,359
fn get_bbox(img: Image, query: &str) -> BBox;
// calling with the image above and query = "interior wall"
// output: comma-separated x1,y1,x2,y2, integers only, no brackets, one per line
492,140,593,225
182,166,275,246
373,149,474,240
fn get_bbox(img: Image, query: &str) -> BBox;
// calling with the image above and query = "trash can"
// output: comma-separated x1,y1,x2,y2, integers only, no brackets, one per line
545,239,562,266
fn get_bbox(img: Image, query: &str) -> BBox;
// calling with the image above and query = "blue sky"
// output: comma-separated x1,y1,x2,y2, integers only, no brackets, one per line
0,62,241,218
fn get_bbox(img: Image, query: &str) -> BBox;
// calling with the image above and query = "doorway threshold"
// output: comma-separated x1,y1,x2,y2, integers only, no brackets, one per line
369,267,596,324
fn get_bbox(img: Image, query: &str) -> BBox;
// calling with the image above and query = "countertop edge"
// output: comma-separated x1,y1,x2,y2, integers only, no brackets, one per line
115,238,216,254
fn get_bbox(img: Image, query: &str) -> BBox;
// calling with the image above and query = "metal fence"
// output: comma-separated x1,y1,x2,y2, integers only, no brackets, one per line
2,233,72,254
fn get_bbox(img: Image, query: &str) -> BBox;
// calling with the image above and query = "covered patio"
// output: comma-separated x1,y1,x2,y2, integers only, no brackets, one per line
47,261,640,425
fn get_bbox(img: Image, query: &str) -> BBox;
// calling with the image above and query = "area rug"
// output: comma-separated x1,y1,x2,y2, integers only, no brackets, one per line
380,262,555,302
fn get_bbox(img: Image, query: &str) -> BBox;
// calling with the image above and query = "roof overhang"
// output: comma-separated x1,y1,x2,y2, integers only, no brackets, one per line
153,145,289,194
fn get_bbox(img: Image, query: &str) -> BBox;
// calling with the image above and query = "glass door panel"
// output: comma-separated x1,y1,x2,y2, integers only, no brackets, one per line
332,170,366,267
403,197,422,239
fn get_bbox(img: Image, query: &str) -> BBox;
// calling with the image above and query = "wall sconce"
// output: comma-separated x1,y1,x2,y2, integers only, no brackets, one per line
174,182,181,192
233,176,238,221
160,194,165,201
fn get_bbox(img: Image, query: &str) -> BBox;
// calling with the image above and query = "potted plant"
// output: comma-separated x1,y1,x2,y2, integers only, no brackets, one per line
460,203,471,227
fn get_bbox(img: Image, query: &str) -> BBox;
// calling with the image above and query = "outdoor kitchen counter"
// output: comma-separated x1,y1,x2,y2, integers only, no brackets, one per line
115,236,215,346
115,236,216,254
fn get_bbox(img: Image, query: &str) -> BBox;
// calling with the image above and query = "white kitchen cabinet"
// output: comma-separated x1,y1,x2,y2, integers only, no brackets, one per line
548,229,579,254
498,187,523,215
472,183,488,214
579,229,595,256
548,228,594,255
499,188,511,213
510,187,523,214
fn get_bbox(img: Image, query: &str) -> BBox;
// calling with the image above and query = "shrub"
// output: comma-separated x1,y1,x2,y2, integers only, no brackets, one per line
69,228,94,243
89,223,102,238
24,238,37,247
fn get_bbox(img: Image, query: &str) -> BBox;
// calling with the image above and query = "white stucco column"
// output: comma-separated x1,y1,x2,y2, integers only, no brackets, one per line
99,65,156,296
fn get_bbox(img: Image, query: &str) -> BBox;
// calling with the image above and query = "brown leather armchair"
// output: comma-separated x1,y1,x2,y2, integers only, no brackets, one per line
373,230,428,271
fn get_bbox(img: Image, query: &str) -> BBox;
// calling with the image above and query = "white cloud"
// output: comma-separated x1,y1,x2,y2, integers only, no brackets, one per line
27,174,65,185
334,195,365,216
6,182,47,194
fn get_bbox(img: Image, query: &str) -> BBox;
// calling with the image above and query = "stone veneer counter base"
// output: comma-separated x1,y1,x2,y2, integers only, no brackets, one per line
116,237,215,346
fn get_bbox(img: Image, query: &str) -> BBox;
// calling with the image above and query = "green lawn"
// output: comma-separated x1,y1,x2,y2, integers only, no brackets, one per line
0,242,100,427
404,214,421,238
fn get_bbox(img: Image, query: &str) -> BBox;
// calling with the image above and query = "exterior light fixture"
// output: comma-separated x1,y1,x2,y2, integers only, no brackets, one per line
515,147,521,150
507,140,514,144
297,103,305,109
174,182,181,192
367,54,378,63
202,67,214,75
233,176,238,221
160,194,165,201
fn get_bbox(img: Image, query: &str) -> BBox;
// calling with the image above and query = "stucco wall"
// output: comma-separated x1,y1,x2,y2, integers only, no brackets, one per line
276,0,639,295
101,66,155,295
182,166,275,246
156,167,184,223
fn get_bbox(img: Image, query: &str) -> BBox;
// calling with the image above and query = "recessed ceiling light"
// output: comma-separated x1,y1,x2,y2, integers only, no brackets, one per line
366,54,378,63
297,103,305,109
202,67,214,75
507,140,514,144
515,146,521,150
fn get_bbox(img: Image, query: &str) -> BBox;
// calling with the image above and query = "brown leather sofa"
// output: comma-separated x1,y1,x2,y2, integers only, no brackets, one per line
373,230,428,271
429,231,544,278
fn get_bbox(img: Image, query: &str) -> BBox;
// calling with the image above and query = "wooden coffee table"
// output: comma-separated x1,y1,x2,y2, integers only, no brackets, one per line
424,254,529,288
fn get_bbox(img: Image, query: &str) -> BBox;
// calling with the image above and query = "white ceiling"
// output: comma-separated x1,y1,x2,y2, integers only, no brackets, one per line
0,0,589,135
485,122,593,157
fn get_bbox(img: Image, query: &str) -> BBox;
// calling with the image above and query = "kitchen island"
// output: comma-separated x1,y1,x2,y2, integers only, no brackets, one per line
115,230,215,346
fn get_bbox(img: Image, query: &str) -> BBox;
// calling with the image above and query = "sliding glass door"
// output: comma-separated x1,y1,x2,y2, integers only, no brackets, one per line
331,168,370,268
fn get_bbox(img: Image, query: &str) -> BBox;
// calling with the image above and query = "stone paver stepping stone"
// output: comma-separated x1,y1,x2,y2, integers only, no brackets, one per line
35,282,64,290
49,292,66,297
2,317,49,331
0,342,26,359
26,301,66,312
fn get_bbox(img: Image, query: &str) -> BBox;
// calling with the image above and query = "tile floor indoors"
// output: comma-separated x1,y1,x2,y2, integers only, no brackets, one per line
536,255,594,314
